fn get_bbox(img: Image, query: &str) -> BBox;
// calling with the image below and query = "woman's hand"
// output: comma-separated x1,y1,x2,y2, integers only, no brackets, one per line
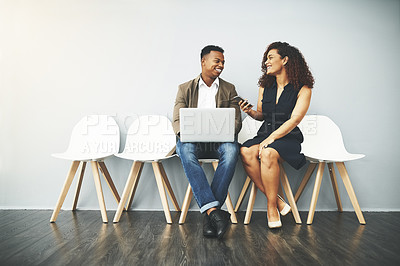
258,136,275,158
239,100,253,114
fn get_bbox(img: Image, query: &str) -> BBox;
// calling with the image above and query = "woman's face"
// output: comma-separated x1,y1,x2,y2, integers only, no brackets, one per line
265,49,286,76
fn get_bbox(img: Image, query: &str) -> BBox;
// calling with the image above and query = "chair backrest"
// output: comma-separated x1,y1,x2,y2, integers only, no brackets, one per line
238,116,263,144
298,115,364,161
122,115,176,160
63,115,120,159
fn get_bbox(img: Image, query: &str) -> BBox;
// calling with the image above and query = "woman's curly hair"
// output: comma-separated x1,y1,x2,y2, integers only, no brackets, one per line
258,42,314,90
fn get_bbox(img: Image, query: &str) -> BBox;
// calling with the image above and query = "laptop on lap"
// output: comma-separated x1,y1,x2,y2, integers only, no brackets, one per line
179,108,235,142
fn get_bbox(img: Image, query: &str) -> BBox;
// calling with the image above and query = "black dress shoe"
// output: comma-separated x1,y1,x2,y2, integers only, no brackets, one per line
209,209,231,239
203,213,217,237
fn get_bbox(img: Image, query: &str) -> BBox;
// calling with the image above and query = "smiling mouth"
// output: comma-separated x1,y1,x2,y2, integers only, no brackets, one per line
215,68,222,73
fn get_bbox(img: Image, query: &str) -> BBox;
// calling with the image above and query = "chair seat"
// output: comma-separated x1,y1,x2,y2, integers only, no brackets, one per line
198,158,219,163
115,153,177,162
52,152,114,161
305,153,365,163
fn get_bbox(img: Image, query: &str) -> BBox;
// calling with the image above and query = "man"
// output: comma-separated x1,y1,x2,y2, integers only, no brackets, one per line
173,45,242,239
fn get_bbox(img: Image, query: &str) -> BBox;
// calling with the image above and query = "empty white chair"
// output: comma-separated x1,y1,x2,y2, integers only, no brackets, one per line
296,115,366,224
113,115,180,224
50,115,121,223
235,116,302,224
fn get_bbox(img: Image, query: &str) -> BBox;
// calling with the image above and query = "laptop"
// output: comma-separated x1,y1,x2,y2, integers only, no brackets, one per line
179,108,235,142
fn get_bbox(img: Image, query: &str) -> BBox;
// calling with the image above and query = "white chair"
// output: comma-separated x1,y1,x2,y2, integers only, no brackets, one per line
234,116,302,224
50,115,121,223
113,115,180,224
178,159,238,224
295,115,366,224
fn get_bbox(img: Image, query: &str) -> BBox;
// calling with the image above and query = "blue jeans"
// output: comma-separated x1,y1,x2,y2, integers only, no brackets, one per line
176,140,239,213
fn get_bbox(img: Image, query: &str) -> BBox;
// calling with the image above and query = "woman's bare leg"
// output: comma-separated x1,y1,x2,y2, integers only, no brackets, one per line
241,145,287,213
240,145,265,194
259,147,281,222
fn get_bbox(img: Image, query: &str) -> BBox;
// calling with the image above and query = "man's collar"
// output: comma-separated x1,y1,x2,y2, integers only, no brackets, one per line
199,75,219,88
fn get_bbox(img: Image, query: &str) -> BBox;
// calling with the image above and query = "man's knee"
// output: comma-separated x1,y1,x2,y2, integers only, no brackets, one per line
215,143,238,168
219,142,239,160
176,141,198,162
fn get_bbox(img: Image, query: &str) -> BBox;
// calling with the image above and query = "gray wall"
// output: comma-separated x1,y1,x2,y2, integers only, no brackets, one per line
1,0,399,212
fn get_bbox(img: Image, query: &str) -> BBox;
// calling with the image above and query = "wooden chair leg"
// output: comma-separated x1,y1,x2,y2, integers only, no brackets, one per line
327,162,343,212
91,161,108,223
177,184,237,224
158,162,181,212
294,163,317,202
98,161,122,205
306,162,325,224
210,161,219,170
72,161,86,210
278,184,284,198
336,162,366,224
126,162,144,210
225,193,238,224
152,162,172,224
179,184,193,224
280,164,302,224
50,161,80,222
234,176,251,212
244,182,257,225
113,161,142,223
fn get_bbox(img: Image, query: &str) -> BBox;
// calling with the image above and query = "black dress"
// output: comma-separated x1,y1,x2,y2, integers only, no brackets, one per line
241,82,306,170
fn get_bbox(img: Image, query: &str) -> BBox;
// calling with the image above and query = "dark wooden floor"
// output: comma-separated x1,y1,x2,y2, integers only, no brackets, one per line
0,210,399,266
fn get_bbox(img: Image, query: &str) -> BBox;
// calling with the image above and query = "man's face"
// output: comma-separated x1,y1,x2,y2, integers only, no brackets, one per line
201,51,225,80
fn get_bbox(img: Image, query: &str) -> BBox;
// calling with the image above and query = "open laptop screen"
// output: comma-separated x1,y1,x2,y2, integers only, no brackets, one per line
179,108,235,142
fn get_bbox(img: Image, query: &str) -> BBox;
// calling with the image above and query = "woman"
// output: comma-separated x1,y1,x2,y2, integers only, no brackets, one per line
239,42,314,228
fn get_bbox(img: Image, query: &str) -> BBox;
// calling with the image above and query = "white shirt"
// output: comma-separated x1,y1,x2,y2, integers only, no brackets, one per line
197,77,219,108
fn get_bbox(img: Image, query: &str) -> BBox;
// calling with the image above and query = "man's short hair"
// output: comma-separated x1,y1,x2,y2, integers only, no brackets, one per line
200,45,224,59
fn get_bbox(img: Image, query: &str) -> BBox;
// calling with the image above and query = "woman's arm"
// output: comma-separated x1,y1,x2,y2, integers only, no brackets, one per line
239,87,265,121
260,86,312,148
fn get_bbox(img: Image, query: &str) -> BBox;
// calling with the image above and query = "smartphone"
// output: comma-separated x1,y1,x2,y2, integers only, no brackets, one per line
232,95,253,108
